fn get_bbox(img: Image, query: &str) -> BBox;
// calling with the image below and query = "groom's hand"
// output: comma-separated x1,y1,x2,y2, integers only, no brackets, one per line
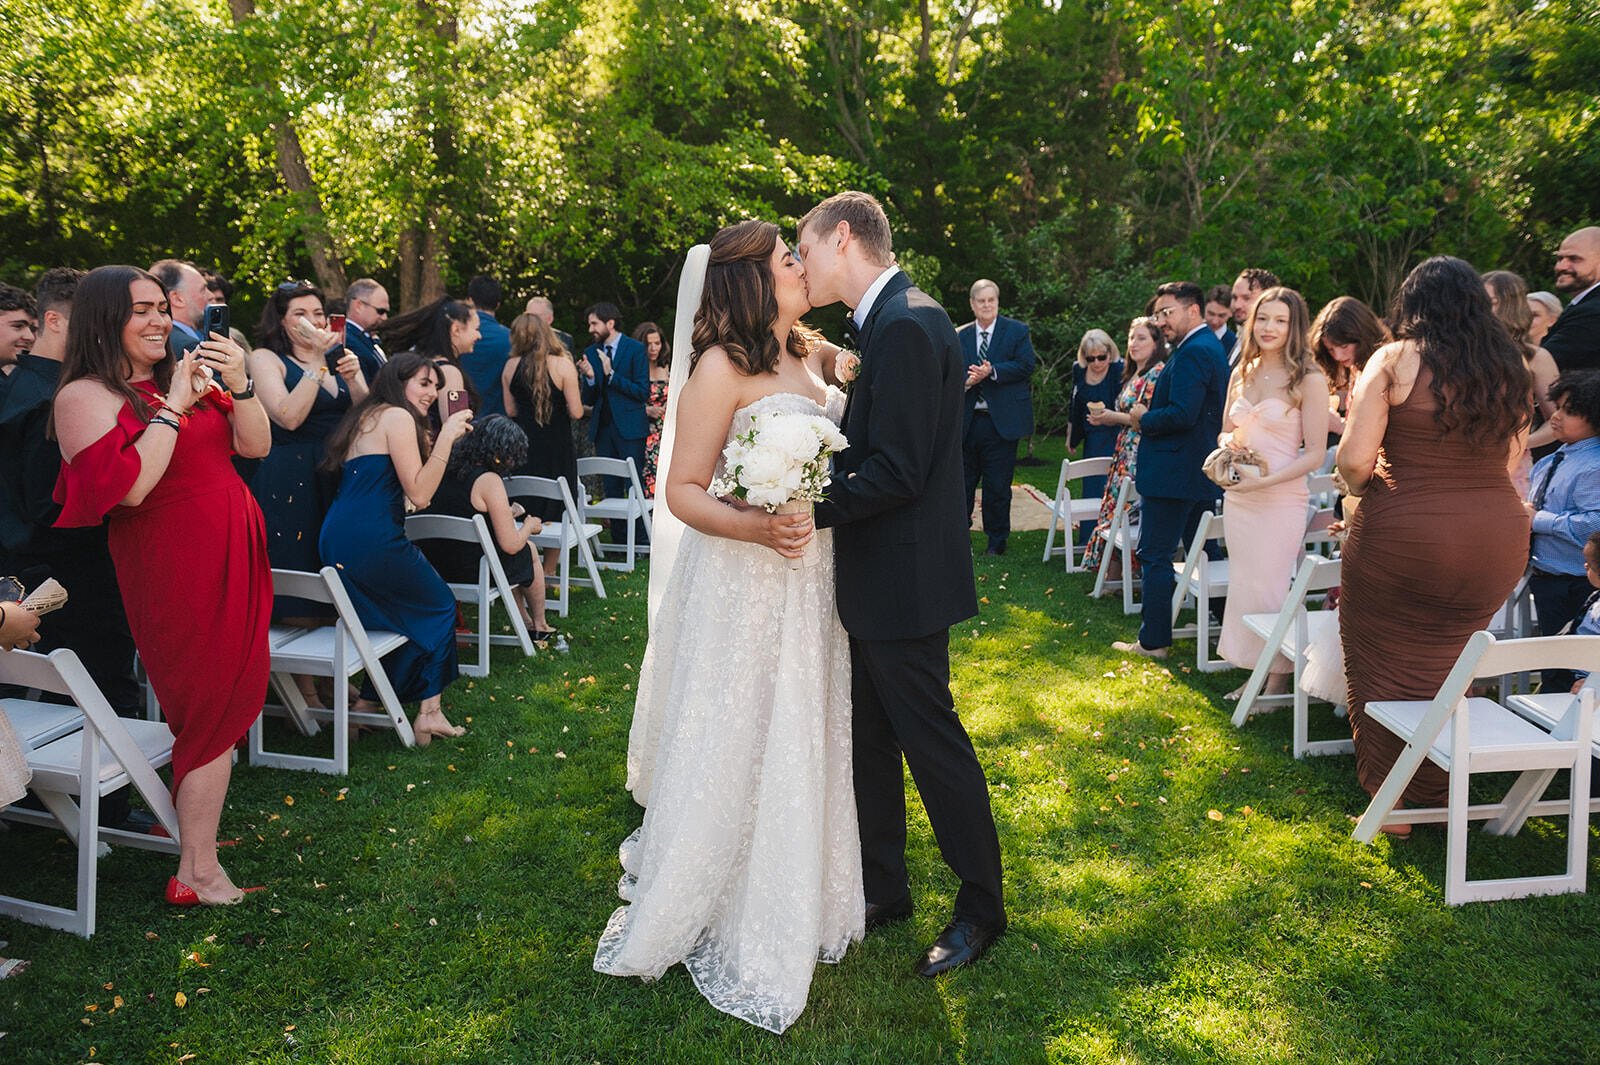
751,509,814,559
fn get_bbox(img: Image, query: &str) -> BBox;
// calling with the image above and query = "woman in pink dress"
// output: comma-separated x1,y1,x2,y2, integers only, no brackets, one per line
53,265,273,906
1216,287,1329,697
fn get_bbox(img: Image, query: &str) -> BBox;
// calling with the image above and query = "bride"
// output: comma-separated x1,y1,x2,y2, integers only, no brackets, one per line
592,221,864,1033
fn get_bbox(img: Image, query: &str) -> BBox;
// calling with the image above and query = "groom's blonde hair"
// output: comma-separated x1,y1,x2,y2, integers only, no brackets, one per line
799,191,893,268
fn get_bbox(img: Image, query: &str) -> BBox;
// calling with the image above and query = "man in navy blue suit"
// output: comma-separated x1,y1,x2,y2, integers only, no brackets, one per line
579,301,649,541
149,259,209,358
1114,281,1230,659
958,279,1036,555
343,278,391,382
462,274,513,416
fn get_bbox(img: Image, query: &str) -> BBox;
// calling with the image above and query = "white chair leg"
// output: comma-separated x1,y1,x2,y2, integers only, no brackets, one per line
1444,749,1473,905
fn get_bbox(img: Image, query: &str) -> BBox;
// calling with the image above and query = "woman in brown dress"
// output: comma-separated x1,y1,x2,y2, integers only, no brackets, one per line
1337,256,1531,829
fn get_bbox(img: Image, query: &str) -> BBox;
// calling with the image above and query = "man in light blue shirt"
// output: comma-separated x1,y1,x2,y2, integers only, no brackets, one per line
1528,371,1600,688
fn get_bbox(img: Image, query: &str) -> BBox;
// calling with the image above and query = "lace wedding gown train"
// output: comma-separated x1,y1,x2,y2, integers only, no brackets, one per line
594,390,864,1035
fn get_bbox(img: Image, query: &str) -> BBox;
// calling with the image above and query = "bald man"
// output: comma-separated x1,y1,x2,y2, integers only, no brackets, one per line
1544,226,1600,373
525,295,575,355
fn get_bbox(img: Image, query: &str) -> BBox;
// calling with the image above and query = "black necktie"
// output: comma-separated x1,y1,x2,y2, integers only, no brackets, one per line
841,317,859,349
1533,450,1566,511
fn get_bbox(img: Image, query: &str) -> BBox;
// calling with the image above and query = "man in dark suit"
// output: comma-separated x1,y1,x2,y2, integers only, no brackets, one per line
1205,284,1237,353
799,191,1005,978
579,301,649,541
462,274,513,416
149,259,209,358
343,278,391,382
959,279,1036,556
0,283,36,377
1544,226,1600,373
1114,281,1230,659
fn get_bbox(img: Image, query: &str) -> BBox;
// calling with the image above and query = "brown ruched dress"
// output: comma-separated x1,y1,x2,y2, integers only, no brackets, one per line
1339,368,1529,806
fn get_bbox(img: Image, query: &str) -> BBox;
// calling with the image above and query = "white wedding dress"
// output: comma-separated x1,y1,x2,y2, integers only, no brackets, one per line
593,388,864,1035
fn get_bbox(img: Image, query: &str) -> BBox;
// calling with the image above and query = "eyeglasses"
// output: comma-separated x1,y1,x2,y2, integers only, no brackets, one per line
1085,354,1110,363
1149,307,1177,321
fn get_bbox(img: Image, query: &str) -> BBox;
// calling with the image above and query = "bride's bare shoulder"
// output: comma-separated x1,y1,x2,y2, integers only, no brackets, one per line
684,346,757,403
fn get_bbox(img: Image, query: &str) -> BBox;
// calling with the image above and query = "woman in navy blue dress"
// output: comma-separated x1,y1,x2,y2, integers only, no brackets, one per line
247,281,367,623
319,352,473,744
1068,329,1124,543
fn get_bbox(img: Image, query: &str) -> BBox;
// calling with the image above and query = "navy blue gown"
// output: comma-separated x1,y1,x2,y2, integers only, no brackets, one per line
249,356,350,618
1069,360,1124,541
319,454,460,702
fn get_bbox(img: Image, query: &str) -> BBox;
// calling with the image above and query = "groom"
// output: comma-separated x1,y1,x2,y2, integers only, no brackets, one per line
799,192,1007,977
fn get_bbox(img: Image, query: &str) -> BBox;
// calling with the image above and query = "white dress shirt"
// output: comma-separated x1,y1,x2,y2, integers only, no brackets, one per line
852,266,902,329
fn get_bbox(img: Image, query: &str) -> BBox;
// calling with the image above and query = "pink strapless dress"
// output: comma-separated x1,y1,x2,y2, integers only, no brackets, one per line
1218,396,1310,672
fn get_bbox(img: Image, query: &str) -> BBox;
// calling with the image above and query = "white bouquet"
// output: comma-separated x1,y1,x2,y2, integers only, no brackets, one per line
709,409,848,568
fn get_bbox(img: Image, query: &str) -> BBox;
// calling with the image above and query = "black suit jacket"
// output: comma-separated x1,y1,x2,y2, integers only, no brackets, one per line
815,271,979,640
1543,295,1600,373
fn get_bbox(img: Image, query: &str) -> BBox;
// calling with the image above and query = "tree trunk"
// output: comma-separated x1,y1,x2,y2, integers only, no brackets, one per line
228,0,347,295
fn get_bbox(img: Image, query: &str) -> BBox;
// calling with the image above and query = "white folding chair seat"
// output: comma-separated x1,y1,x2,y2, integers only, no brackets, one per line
2,698,85,749
505,475,607,617
249,567,416,776
1091,478,1140,611
0,648,181,937
1169,511,1231,669
1043,456,1113,571
576,456,654,571
405,512,535,677
1230,555,1352,758
1353,632,1600,905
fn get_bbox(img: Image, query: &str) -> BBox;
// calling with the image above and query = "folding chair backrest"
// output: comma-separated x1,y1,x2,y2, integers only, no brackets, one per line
1065,456,1113,482
404,512,482,547
577,456,633,481
270,568,336,609
503,475,566,510
1474,634,1600,682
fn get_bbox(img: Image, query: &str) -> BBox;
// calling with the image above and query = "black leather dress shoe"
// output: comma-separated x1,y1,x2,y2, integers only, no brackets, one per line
985,541,1007,556
913,918,1004,977
864,897,914,931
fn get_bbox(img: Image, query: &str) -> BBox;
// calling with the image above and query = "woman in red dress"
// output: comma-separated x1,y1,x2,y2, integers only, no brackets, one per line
52,265,273,906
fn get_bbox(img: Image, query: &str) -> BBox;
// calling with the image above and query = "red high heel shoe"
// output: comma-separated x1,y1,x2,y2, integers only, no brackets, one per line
165,877,265,907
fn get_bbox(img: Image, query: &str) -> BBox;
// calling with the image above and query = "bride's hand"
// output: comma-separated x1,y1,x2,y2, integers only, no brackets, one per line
750,508,813,558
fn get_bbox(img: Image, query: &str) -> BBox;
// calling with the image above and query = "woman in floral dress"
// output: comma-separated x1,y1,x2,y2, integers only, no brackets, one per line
1082,317,1169,572
636,322,671,496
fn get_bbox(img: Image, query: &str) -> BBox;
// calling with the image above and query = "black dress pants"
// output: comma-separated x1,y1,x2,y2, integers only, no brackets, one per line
850,630,1005,929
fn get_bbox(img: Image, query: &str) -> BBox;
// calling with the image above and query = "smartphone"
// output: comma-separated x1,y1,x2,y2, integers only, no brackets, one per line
202,303,229,341
328,313,346,337
324,313,348,369
443,389,470,418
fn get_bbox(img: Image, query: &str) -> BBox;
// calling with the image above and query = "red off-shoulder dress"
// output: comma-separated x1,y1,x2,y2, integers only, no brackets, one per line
54,382,272,797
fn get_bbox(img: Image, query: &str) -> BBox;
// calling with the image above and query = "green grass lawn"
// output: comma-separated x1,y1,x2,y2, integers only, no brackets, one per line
4,435,1600,1063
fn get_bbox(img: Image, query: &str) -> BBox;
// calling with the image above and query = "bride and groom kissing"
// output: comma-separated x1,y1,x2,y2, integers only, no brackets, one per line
592,192,1006,1034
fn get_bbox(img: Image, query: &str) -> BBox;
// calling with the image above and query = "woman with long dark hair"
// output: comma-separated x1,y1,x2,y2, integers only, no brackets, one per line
594,220,862,1034
1309,296,1390,440
635,321,671,495
1337,256,1531,831
1081,316,1169,575
52,265,272,905
247,280,368,628
373,298,479,410
319,353,473,744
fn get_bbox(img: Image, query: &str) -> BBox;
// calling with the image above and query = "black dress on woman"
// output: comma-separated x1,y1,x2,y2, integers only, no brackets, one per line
249,355,350,616
510,371,578,521
420,474,536,589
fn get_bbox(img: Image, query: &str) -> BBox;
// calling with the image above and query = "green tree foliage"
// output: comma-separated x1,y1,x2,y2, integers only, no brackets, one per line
2,0,1594,428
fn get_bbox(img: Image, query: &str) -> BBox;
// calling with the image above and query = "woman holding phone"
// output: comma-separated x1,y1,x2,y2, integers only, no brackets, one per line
53,265,272,906
319,353,473,744
247,281,367,630
374,298,480,415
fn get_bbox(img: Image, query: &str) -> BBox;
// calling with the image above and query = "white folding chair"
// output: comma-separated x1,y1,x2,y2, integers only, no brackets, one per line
1230,555,1353,758
405,513,536,677
0,648,181,937
1352,632,1600,905
576,455,654,571
505,475,607,617
1169,511,1231,669
1042,456,1113,571
1091,478,1140,613
249,567,415,776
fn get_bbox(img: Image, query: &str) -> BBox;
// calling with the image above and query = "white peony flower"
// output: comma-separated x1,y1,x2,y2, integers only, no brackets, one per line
760,416,823,463
745,483,790,509
738,447,789,487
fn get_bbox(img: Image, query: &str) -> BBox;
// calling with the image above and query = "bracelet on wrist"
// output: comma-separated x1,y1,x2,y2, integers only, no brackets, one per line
149,415,182,431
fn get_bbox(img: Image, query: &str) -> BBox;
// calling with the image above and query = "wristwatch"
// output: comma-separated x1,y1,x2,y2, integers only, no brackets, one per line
229,379,256,400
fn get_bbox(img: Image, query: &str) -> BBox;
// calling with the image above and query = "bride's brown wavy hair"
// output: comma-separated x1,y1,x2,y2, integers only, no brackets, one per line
690,220,810,376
